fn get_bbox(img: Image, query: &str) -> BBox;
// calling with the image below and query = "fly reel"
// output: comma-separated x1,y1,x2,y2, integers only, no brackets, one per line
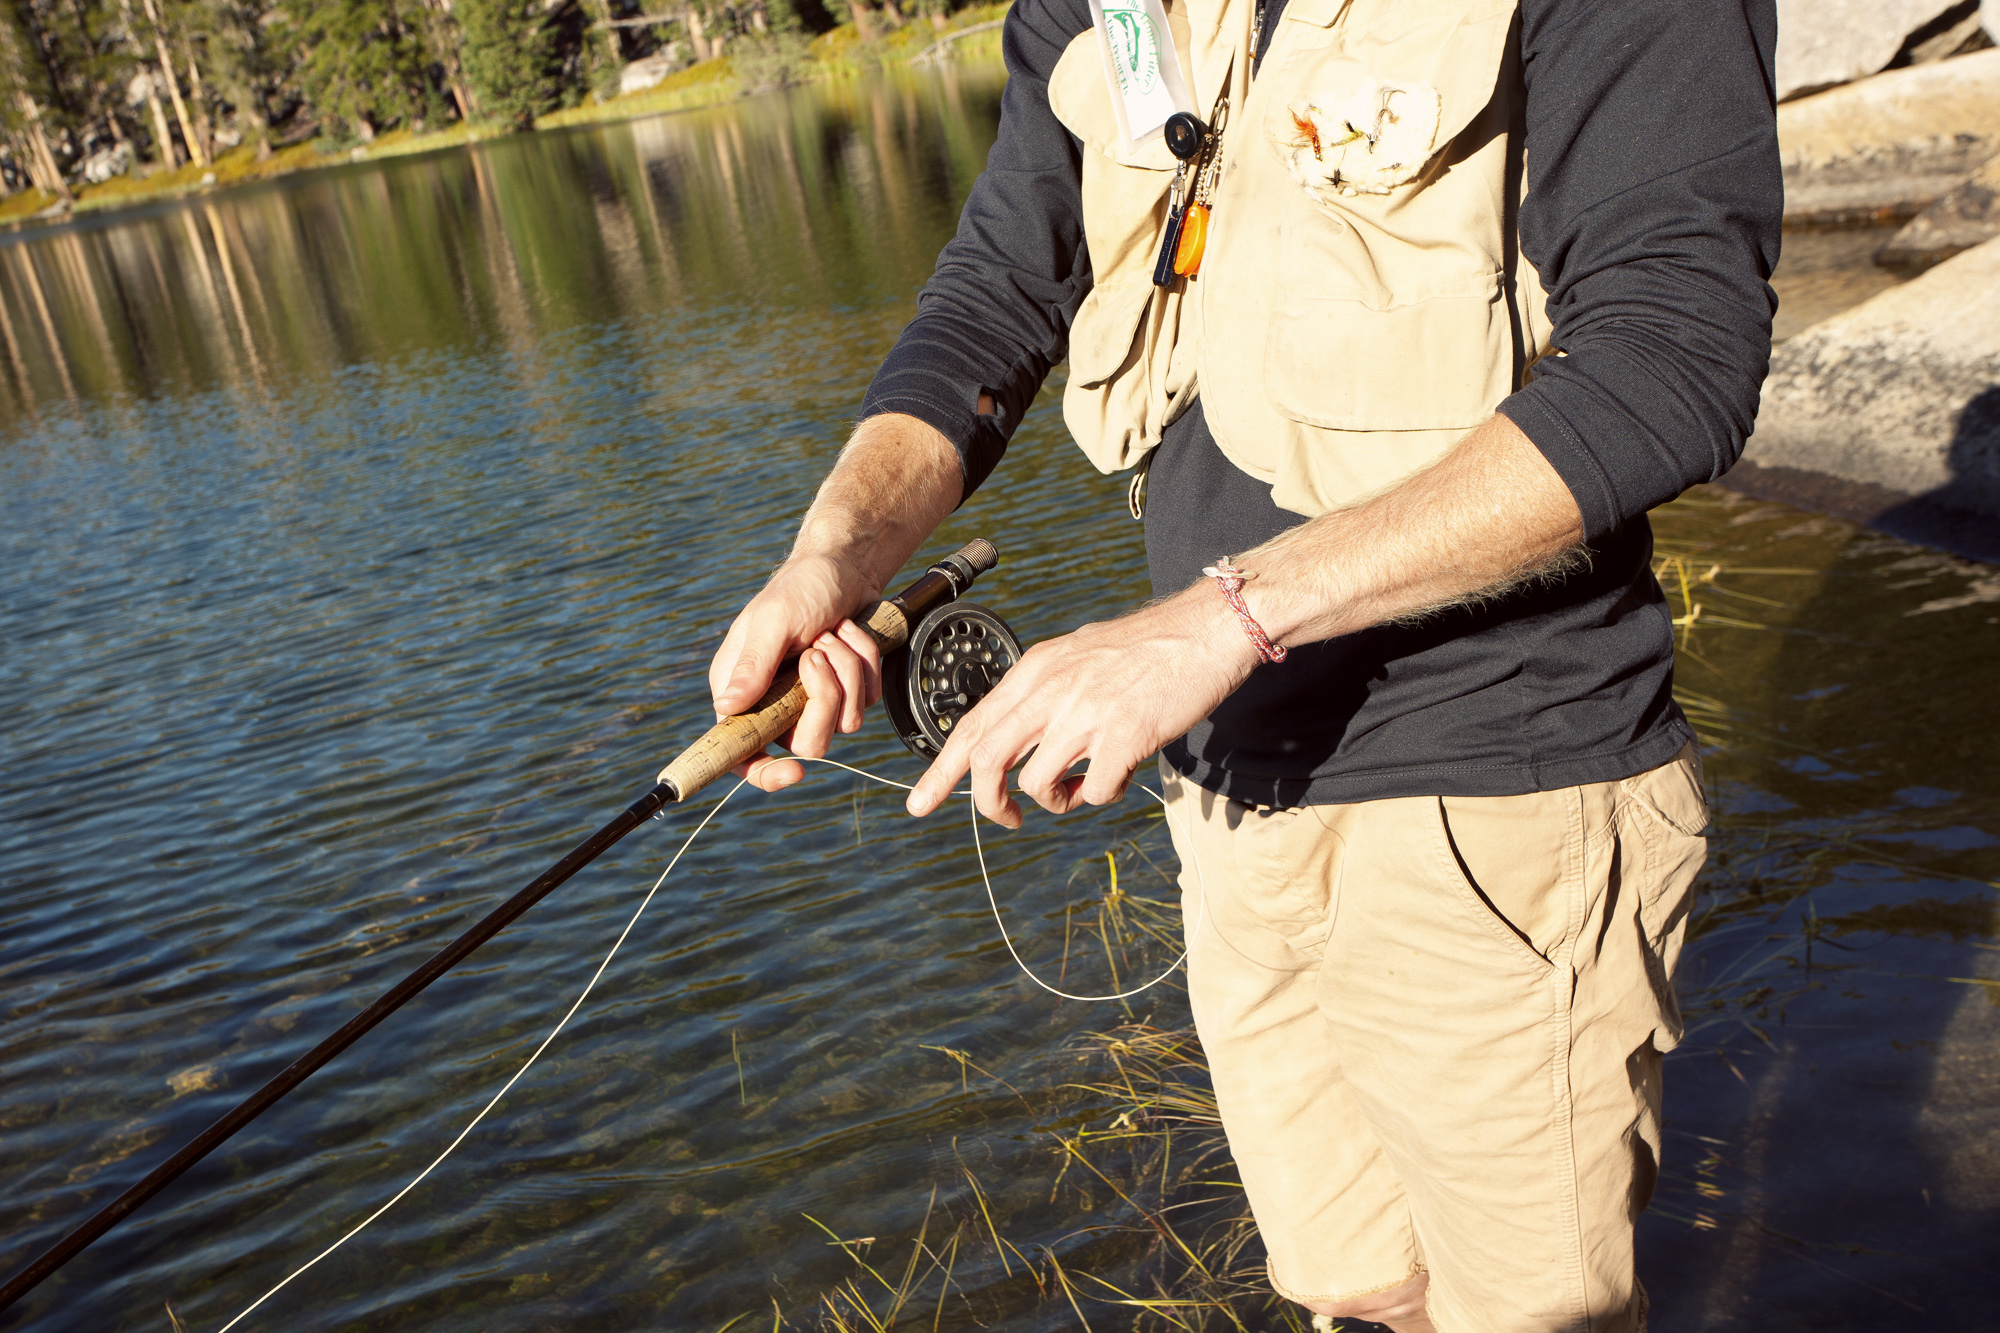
882,602,1024,759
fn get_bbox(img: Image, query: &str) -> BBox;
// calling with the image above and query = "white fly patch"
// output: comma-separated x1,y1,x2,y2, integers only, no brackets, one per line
1282,79,1442,198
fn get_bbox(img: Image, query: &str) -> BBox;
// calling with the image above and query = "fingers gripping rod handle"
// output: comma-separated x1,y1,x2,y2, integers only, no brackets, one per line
656,539,998,802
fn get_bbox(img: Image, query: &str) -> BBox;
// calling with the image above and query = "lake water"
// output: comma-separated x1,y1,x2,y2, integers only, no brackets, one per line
2,68,1997,1332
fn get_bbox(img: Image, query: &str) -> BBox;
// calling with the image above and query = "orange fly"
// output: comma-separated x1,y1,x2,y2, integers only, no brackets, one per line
1291,111,1322,160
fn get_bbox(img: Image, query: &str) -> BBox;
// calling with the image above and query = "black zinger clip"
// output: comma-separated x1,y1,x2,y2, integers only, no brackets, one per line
1164,112,1208,162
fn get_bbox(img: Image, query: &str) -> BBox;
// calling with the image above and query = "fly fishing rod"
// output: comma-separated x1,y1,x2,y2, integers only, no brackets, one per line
0,537,1019,1315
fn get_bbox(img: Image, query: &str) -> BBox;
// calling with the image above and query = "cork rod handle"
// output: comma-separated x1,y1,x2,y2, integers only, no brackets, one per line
655,539,997,802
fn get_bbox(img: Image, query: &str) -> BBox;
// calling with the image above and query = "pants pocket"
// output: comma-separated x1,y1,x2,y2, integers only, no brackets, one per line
1426,793,1569,974
1232,802,1344,960
1165,769,1345,970
1437,788,1578,964
1617,746,1709,950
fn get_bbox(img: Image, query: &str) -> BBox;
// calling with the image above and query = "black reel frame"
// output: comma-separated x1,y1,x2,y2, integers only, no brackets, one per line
882,602,1024,759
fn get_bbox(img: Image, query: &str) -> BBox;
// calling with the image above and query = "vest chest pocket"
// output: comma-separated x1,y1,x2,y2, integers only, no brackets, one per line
1049,26,1181,388
1263,232,1511,433
1242,0,1520,434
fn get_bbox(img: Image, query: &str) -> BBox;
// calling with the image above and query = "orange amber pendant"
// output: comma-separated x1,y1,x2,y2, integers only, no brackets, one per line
1173,203,1210,276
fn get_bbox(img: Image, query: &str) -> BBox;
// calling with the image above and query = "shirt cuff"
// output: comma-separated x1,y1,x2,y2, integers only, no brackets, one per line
1499,382,1625,547
859,367,1011,501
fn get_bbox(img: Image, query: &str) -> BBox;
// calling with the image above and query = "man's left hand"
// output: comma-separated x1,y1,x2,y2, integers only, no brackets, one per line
904,589,1260,827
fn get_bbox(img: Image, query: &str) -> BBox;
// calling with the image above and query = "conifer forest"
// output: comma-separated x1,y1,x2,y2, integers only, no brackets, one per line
0,0,970,198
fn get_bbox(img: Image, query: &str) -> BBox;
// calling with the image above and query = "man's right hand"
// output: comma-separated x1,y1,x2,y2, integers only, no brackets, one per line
708,552,886,792
702,412,966,793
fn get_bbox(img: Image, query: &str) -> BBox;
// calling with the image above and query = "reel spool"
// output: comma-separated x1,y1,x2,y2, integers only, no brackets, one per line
882,602,1024,759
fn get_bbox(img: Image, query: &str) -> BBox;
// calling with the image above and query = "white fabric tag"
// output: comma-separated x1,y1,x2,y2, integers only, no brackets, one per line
1086,0,1196,153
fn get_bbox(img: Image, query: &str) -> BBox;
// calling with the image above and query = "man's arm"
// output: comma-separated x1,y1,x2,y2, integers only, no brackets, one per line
905,415,1581,823
856,0,1091,491
1502,0,1781,540
708,414,962,790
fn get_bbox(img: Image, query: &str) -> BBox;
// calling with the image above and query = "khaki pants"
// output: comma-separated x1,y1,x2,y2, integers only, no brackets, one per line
1159,745,1708,1333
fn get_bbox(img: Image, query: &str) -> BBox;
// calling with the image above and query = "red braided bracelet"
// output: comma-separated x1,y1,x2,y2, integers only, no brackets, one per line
1202,557,1287,664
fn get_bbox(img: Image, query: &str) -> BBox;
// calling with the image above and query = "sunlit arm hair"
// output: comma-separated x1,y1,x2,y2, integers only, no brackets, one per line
1218,412,1590,648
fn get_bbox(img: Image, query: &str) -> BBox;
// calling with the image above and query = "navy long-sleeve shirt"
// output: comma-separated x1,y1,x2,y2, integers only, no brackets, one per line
862,0,1782,806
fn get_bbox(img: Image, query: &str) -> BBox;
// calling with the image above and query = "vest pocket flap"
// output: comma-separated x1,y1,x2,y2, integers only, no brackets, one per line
1264,271,1510,432
1279,0,1351,27
1068,280,1158,388
1424,0,1516,153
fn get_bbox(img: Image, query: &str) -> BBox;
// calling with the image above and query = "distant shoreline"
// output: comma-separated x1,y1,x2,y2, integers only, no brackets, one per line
0,7,1008,236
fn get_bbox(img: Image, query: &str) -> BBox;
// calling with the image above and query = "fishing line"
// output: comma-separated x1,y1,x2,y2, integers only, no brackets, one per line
802,757,1206,1002
211,758,1202,1329
214,779,749,1333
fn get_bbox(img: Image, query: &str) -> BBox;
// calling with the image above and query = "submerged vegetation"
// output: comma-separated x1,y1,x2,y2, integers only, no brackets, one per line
0,0,1008,226
750,831,1327,1332
783,1024,1325,1333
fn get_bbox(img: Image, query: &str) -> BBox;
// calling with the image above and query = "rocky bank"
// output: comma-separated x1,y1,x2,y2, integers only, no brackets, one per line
1778,50,2000,223
1739,5,2000,558
1734,237,2000,561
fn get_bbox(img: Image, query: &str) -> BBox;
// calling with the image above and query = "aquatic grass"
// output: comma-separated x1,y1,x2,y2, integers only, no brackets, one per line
805,1196,969,1332
745,835,1330,1331
1651,541,1817,663
1052,1027,1309,1332
1649,487,1833,678
763,1017,1327,1331
1056,843,1188,1014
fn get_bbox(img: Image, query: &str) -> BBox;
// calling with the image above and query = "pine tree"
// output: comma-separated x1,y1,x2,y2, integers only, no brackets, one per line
186,0,278,157
116,0,180,166
282,0,426,142
411,0,476,123
138,0,207,164
0,3,73,198
456,0,551,129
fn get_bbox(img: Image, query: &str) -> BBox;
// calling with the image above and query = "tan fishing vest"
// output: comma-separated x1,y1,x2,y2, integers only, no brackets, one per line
1048,0,1551,518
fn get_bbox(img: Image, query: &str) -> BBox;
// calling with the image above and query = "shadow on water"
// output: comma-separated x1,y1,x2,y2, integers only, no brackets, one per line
1873,385,2000,563
1640,490,2000,1329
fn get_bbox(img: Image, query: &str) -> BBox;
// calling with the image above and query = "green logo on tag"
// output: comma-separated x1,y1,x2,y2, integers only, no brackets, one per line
1102,0,1160,97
